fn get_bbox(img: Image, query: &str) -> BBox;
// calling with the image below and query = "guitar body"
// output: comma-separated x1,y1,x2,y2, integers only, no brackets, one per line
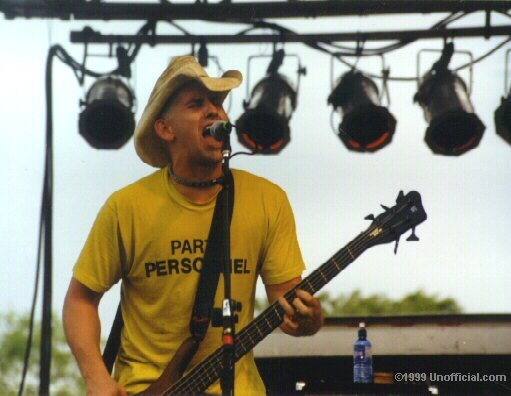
135,337,199,395
135,191,427,396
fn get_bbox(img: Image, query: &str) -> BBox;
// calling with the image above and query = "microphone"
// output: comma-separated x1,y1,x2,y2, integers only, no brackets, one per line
206,121,233,142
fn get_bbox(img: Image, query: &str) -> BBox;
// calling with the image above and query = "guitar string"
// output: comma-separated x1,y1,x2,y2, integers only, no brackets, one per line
169,224,400,394
168,233,370,394
168,201,417,393
171,239,374,394
166,243,360,394
169,213,412,394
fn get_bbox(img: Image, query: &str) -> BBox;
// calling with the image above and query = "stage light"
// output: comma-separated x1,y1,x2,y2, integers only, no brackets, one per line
236,50,298,154
236,73,296,153
327,70,396,152
79,75,135,149
495,93,511,146
414,70,485,156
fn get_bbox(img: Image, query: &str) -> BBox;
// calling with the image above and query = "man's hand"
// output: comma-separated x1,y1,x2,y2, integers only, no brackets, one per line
278,289,323,336
266,278,324,337
85,374,127,396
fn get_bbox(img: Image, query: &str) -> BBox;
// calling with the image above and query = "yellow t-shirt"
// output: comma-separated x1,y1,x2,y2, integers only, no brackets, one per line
73,167,305,395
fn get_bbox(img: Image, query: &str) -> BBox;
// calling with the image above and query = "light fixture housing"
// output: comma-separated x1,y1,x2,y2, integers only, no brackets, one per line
328,70,396,152
414,69,485,156
236,73,297,154
79,76,135,149
495,93,511,146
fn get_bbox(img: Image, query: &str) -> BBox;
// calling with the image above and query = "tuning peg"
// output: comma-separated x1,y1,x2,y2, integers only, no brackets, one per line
381,204,390,211
396,190,404,203
394,235,401,255
406,227,419,241
364,214,375,221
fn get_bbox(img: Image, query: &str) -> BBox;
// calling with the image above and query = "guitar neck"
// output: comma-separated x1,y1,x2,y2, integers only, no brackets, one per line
165,233,368,395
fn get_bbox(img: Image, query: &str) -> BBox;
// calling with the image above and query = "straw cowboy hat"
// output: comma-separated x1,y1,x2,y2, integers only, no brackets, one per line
134,55,242,167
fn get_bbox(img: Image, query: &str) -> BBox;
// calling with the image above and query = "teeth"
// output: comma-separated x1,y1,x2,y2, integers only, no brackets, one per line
202,125,213,137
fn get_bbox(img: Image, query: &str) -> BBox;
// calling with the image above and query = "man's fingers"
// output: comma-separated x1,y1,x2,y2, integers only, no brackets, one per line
281,314,299,330
293,289,320,316
279,291,319,318
295,289,317,305
277,291,323,337
292,297,311,316
278,296,295,317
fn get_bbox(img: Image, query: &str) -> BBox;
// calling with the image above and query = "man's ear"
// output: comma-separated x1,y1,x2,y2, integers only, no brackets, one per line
154,119,176,142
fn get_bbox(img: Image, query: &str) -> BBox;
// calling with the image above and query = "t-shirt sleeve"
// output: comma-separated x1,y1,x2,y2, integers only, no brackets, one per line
260,189,306,285
73,199,124,293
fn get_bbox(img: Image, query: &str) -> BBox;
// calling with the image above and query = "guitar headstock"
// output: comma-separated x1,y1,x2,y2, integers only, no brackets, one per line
364,191,427,253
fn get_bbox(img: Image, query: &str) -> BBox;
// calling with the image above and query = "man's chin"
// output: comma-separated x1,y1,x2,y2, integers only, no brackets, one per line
196,154,223,168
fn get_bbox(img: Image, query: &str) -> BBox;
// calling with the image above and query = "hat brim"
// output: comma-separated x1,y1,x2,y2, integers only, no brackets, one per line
135,68,242,168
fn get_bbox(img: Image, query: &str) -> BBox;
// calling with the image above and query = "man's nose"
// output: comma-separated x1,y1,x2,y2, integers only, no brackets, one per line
205,98,223,119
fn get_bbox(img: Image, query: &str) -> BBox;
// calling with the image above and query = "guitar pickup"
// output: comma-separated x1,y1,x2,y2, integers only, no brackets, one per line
212,299,242,327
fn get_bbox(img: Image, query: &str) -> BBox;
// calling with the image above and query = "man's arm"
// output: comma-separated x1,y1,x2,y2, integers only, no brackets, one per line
63,278,127,396
265,277,324,337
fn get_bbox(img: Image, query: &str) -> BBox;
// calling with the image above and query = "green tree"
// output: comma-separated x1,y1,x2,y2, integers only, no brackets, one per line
255,289,462,316
0,311,85,396
317,290,462,316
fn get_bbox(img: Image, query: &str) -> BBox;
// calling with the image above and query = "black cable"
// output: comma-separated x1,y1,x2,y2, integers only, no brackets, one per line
240,20,415,80
339,37,511,82
126,21,157,66
454,36,511,71
54,46,106,82
324,11,469,56
39,43,57,396
17,43,83,396
430,11,467,29
17,39,146,395
165,20,192,36
209,56,225,73
17,40,141,392
51,37,142,85
123,20,191,76
245,10,501,82
247,13,460,57
17,163,46,396
230,150,258,158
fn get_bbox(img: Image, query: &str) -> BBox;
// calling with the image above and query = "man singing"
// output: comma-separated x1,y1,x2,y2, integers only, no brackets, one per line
63,56,323,395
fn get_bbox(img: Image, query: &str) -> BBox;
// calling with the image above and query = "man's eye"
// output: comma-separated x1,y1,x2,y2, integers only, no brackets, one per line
189,99,203,107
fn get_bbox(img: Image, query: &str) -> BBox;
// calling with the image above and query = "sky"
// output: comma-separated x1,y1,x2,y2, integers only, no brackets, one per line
1,7,511,336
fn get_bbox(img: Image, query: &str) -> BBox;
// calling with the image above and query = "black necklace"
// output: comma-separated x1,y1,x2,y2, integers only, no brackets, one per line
168,166,223,188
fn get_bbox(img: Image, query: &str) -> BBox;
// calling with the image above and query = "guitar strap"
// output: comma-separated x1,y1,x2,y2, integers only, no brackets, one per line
190,170,234,341
102,171,235,374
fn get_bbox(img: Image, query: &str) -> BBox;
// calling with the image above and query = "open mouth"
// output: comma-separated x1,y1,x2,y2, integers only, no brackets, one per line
202,124,213,137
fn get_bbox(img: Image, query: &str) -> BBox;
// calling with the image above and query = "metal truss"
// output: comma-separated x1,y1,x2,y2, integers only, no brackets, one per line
1,0,510,21
71,25,511,45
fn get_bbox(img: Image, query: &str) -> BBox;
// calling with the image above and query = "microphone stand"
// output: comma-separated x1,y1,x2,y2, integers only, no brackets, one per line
219,127,236,396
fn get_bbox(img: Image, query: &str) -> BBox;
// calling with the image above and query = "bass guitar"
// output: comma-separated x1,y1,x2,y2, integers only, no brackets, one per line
137,190,427,395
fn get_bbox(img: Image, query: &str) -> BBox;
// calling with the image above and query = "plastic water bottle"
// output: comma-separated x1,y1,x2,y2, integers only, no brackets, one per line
353,322,373,383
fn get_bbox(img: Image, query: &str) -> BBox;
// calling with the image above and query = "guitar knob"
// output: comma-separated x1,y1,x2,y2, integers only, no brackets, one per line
364,214,375,221
406,227,419,242
380,204,390,211
393,235,401,255
396,190,405,203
